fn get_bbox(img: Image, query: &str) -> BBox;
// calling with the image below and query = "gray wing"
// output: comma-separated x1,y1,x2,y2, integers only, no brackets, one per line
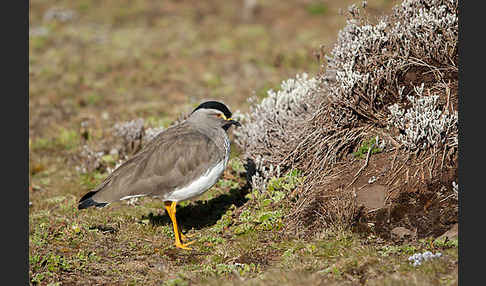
91,128,223,203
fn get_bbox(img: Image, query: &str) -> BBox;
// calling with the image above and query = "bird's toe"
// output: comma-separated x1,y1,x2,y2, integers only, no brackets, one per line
175,240,196,250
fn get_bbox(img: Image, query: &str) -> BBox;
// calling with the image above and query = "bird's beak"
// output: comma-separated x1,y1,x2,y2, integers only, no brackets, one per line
227,118,241,127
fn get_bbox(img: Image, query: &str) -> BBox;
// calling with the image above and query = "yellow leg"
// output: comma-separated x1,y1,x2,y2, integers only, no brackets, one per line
172,203,195,242
164,201,195,250
179,230,194,242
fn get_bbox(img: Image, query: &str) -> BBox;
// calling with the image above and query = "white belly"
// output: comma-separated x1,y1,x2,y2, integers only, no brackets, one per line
163,159,226,202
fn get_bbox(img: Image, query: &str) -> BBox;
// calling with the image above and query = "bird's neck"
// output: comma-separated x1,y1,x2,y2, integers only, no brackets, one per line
196,125,229,154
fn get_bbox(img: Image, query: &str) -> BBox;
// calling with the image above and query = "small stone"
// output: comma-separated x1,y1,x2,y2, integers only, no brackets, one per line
356,184,387,209
391,226,414,240
438,223,458,240
368,176,378,184
109,148,119,156
102,112,110,120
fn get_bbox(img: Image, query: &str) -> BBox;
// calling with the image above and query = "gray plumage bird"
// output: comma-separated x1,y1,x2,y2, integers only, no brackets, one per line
78,101,240,249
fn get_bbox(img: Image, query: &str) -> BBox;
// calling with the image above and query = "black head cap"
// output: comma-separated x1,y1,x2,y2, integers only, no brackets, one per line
192,101,232,119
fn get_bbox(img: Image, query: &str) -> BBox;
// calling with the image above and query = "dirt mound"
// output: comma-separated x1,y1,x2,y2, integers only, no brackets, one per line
235,0,459,241
285,146,457,241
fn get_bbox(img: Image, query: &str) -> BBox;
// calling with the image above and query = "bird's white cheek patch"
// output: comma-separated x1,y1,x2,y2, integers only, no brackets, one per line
165,160,226,202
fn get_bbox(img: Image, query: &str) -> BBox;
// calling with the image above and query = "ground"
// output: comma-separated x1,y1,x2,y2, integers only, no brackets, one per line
29,0,457,285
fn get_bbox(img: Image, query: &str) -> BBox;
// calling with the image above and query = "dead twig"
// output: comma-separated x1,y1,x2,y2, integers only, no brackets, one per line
384,185,400,205
376,129,401,149
440,143,448,171
429,149,437,179
346,142,375,189
390,147,399,171
445,81,451,113
413,168,421,179
385,154,410,186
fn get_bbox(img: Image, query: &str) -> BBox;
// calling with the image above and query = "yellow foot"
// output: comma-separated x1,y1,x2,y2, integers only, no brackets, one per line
175,240,196,250
180,232,195,242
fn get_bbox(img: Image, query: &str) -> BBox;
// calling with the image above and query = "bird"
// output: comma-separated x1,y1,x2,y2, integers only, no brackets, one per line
78,101,241,250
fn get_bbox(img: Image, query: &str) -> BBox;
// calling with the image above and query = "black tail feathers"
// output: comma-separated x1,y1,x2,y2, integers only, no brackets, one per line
78,191,108,210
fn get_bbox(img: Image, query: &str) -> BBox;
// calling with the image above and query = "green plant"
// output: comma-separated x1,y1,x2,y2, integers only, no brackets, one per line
79,171,106,189
433,237,459,248
31,271,54,284
56,128,80,150
164,277,189,286
211,209,233,233
232,170,302,235
31,138,53,151
353,137,383,159
228,158,246,174
378,244,417,257
217,178,239,189
247,169,303,204
31,254,72,273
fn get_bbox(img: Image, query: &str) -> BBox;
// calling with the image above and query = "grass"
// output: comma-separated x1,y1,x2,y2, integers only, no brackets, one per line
27,0,457,285
306,2,329,15
28,157,457,285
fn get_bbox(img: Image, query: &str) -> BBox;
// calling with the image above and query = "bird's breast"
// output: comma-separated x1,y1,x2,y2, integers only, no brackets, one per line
163,159,226,202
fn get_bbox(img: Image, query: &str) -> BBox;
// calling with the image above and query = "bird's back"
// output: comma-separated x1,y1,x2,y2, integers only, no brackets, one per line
82,122,226,206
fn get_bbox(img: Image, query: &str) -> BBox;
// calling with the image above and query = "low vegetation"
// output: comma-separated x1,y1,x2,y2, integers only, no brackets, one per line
29,0,458,285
